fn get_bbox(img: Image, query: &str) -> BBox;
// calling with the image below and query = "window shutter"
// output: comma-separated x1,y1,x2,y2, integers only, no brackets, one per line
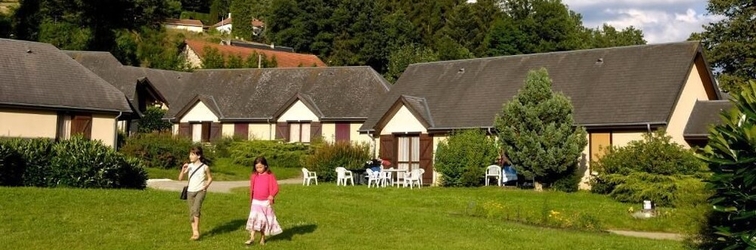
201,122,211,142
234,123,249,139
310,122,321,140
379,134,395,166
419,134,433,185
71,114,92,139
210,122,222,141
335,122,350,142
275,122,288,140
179,123,191,138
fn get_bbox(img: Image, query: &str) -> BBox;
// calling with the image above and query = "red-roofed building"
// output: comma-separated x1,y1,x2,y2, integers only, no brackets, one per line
182,39,326,68
164,18,205,33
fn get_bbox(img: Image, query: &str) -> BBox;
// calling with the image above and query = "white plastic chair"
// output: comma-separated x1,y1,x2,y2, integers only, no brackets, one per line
485,165,502,186
365,168,381,188
394,167,408,187
403,169,421,189
379,169,393,187
335,167,354,186
302,168,318,186
417,168,426,186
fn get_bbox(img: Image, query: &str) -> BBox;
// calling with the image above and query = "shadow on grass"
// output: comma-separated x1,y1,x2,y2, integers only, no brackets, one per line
206,219,246,237
271,224,318,242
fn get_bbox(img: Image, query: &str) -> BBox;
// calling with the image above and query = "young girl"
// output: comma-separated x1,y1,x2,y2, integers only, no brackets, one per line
245,156,282,245
178,146,213,241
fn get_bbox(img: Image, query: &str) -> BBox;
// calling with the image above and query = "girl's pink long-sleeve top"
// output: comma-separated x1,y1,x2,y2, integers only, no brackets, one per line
249,172,279,202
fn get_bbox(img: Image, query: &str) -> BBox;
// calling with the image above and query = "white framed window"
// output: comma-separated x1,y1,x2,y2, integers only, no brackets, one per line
397,136,420,172
289,123,311,143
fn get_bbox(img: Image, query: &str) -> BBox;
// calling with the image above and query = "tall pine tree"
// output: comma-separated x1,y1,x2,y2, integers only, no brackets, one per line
494,68,587,191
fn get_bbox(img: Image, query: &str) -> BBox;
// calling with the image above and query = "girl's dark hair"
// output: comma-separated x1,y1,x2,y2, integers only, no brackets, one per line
190,146,206,164
253,156,271,174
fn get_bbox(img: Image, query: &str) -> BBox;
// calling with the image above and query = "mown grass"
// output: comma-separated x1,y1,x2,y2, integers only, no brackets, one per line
0,185,690,249
145,157,301,181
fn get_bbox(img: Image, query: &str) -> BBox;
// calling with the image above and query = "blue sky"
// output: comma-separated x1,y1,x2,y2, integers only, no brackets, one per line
561,0,723,43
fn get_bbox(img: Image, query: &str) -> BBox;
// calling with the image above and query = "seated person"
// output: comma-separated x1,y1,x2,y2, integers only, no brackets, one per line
502,164,518,184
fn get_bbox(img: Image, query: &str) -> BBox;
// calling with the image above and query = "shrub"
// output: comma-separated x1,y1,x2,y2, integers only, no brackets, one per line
435,129,498,187
49,137,147,189
0,137,147,189
0,138,55,186
119,132,197,169
0,143,25,186
301,141,370,182
590,129,708,205
136,106,172,133
550,165,581,193
211,135,246,158
592,130,705,178
229,140,310,168
597,172,709,207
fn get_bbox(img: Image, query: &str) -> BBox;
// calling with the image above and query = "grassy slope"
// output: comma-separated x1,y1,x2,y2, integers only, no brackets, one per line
0,185,690,249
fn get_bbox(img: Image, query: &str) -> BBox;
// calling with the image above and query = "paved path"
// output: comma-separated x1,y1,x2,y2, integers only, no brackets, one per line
146,177,302,193
607,230,685,241
149,179,686,242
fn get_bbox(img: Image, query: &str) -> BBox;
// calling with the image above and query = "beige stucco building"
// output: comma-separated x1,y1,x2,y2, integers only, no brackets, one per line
359,42,721,188
0,39,134,147
165,67,390,145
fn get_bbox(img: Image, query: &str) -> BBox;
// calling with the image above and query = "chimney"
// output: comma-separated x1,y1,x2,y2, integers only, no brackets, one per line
228,13,231,19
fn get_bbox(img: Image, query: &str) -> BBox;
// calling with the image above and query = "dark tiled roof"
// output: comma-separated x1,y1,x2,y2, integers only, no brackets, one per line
361,42,712,132
65,51,191,107
125,67,191,106
64,50,123,69
0,39,132,113
401,95,434,127
684,100,733,137
166,67,391,121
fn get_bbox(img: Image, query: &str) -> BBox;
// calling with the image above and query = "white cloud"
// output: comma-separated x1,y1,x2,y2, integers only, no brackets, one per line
583,8,723,43
562,0,726,43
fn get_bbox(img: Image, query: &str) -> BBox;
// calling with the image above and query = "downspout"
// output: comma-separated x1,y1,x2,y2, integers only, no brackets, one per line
646,123,651,133
114,111,123,150
268,117,272,140
367,132,376,158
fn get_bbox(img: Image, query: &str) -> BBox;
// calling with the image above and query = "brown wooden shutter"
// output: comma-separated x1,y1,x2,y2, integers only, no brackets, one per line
379,135,395,166
275,122,288,140
310,122,322,140
335,122,350,142
419,134,433,185
179,123,191,138
201,122,211,142
210,122,222,141
234,123,249,139
71,114,92,139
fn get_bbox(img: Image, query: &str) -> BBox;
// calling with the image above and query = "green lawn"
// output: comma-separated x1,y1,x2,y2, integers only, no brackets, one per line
145,158,301,181
0,185,692,249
